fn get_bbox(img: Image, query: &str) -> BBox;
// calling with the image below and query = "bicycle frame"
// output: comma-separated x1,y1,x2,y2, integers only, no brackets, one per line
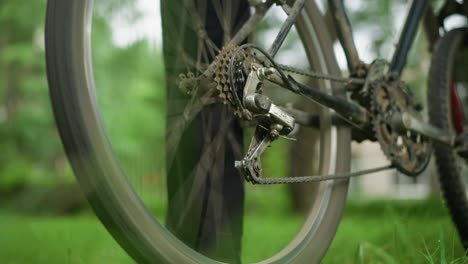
329,0,428,76
209,0,463,148
305,0,463,147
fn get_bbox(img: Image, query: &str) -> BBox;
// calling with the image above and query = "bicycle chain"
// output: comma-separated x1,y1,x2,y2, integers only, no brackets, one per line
248,164,394,184
277,63,366,85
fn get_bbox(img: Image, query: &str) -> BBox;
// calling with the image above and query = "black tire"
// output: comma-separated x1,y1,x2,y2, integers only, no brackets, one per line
45,0,351,263
428,28,468,249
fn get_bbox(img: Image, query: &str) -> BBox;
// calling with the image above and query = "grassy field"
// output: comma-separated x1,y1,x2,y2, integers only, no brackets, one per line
0,197,466,264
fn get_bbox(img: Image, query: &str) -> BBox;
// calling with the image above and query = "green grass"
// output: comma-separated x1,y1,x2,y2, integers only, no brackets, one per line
323,199,467,264
0,198,466,263
0,212,132,264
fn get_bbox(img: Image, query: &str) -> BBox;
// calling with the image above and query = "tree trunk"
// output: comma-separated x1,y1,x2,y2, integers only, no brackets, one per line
161,1,248,262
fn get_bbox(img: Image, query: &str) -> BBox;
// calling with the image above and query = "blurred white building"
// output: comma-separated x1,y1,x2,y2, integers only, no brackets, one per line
350,141,438,199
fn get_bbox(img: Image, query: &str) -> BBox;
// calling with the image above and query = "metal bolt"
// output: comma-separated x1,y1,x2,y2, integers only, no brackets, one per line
281,126,293,135
254,94,272,112
270,129,279,139
253,163,261,172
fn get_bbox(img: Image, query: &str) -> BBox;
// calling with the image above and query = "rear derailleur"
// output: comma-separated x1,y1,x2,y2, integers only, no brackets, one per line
233,63,295,183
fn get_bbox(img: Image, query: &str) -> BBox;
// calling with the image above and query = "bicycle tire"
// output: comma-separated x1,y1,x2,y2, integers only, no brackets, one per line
45,0,351,263
428,27,468,249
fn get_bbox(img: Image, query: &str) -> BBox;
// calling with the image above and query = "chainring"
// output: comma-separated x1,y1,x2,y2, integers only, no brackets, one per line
371,77,432,176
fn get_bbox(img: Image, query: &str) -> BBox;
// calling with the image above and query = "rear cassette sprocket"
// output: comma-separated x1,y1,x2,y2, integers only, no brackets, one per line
213,46,272,118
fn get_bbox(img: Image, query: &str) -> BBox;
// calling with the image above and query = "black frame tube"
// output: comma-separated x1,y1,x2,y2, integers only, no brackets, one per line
287,76,369,126
389,0,428,75
328,0,428,75
328,0,361,71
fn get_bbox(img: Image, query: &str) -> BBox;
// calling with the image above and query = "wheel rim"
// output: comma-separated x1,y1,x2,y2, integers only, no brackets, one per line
46,0,350,262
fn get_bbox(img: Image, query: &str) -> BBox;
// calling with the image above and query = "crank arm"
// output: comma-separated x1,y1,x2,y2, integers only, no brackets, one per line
392,112,456,147
392,112,468,159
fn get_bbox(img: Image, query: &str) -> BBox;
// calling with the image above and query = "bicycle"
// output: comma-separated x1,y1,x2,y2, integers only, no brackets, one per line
45,0,468,263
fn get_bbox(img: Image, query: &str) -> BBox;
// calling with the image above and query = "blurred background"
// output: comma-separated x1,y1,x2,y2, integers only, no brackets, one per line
0,0,467,263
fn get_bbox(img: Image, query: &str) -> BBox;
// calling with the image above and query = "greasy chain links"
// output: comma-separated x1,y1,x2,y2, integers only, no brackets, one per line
177,45,435,184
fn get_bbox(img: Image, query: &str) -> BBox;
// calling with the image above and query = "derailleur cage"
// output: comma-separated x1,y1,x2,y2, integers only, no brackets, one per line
235,64,296,183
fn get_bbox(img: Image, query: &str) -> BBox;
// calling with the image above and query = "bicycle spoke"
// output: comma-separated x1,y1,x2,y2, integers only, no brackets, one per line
222,0,233,44
268,0,306,57
226,1,273,47
226,129,243,158
44,0,361,261
170,115,233,229
210,0,228,35
201,43,212,67
166,89,218,167
196,38,204,72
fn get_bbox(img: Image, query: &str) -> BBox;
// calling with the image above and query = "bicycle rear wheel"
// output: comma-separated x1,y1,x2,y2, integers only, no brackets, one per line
45,0,351,262
428,27,468,249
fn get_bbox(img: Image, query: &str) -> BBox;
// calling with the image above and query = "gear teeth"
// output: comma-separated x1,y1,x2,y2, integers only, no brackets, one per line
212,45,269,119
213,45,243,116
371,78,431,176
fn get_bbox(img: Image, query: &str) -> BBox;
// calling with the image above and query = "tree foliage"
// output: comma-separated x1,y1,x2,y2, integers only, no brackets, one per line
0,1,165,193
